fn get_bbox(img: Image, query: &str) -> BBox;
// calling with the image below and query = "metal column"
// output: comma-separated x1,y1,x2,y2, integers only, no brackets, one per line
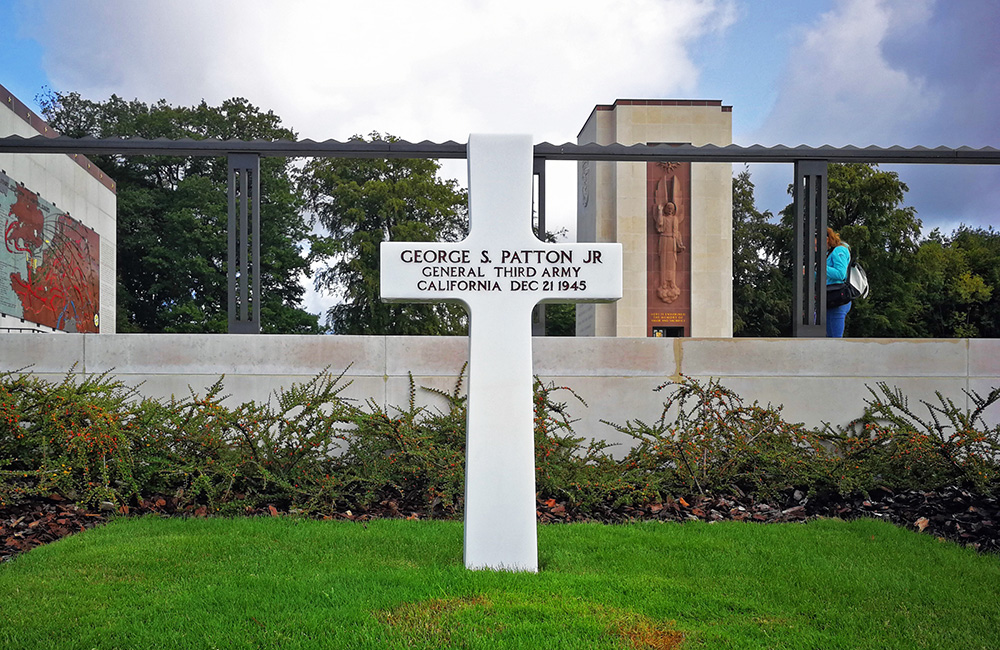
228,154,261,333
792,160,828,337
531,157,547,336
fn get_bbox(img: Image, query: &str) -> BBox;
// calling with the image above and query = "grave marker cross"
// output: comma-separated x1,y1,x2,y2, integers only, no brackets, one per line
381,134,622,571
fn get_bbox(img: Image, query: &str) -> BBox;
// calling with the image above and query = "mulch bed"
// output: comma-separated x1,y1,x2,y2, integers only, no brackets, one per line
1,497,109,562
535,486,1000,554
3,487,997,564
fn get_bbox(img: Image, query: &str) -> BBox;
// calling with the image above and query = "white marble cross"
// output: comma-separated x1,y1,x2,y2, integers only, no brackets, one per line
380,134,622,572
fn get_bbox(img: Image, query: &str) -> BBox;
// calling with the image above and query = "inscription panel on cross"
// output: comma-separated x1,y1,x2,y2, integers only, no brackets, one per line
381,243,622,306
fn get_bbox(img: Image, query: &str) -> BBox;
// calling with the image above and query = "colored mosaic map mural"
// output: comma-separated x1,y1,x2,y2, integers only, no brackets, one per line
1,171,100,332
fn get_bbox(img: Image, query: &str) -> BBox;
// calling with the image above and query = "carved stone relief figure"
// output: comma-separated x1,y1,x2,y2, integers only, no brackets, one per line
653,173,686,303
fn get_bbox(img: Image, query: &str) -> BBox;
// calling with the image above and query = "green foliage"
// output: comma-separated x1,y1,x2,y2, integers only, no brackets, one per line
733,163,1000,339
825,164,924,337
39,91,321,334
340,371,468,516
946,226,1000,336
915,226,1000,337
831,383,1000,494
133,371,358,514
771,163,927,337
0,368,358,511
736,163,1000,340
606,377,838,501
543,303,576,336
3,369,999,515
0,368,151,507
300,133,469,334
227,371,356,513
732,167,792,336
533,381,629,509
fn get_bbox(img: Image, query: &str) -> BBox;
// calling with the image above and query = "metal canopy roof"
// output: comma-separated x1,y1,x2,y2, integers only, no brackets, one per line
1,134,998,164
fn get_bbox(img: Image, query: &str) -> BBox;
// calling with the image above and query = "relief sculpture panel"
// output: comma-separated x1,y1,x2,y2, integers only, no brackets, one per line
1,171,101,332
646,161,691,336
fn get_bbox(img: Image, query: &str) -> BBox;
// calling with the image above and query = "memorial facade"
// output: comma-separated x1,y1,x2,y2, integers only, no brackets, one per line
0,84,117,333
576,99,733,338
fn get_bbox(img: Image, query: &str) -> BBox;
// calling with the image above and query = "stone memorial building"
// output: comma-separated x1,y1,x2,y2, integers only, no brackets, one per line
576,99,733,338
0,84,117,333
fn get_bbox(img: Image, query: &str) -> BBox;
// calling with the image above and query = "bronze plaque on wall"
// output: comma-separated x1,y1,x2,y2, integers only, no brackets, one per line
646,161,691,337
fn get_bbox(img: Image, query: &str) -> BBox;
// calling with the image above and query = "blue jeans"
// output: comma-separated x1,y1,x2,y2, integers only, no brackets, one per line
827,301,852,337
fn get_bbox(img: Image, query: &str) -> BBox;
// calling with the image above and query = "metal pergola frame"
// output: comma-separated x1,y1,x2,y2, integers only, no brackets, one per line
3,135,998,335
2,135,998,163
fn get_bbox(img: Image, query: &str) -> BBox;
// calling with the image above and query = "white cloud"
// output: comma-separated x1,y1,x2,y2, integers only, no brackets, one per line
740,0,1000,230
23,0,740,318
756,0,939,146
30,0,738,233
33,0,735,141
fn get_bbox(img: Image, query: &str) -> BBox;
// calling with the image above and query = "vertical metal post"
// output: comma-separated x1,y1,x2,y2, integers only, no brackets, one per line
228,154,261,333
531,157,547,336
792,161,828,337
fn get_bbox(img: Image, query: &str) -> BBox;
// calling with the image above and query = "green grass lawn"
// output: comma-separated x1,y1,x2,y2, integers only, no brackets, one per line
0,516,997,649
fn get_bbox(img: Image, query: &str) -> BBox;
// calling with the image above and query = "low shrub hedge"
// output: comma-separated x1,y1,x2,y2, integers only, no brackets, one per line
2,367,998,516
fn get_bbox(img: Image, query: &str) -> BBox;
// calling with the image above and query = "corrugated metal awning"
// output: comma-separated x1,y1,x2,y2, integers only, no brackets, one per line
1,135,998,164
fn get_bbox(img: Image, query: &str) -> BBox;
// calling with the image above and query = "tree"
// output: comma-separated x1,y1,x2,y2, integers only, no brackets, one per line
946,226,1000,337
732,163,930,338
823,163,924,337
543,303,576,336
915,227,997,338
771,163,924,337
533,224,576,336
300,134,469,335
39,92,320,333
731,167,792,336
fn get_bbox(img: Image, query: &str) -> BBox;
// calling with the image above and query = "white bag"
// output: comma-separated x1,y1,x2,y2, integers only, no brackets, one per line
846,260,869,300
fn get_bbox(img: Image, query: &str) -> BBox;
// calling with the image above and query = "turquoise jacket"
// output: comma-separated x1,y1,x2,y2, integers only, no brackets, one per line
827,244,850,285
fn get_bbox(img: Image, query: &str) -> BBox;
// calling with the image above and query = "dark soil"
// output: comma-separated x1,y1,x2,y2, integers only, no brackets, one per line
3,487,997,564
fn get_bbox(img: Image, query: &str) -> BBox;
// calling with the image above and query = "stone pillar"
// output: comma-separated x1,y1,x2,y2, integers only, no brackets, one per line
577,100,733,338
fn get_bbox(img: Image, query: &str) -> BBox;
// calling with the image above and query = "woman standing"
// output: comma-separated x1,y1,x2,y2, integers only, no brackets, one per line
826,227,852,337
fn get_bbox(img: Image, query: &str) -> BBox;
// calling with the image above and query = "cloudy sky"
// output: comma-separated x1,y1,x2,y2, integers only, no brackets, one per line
3,0,998,313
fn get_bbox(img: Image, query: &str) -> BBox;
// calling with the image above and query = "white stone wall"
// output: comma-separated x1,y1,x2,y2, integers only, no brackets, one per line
0,92,117,332
577,101,733,338
4,334,997,456
576,109,619,336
